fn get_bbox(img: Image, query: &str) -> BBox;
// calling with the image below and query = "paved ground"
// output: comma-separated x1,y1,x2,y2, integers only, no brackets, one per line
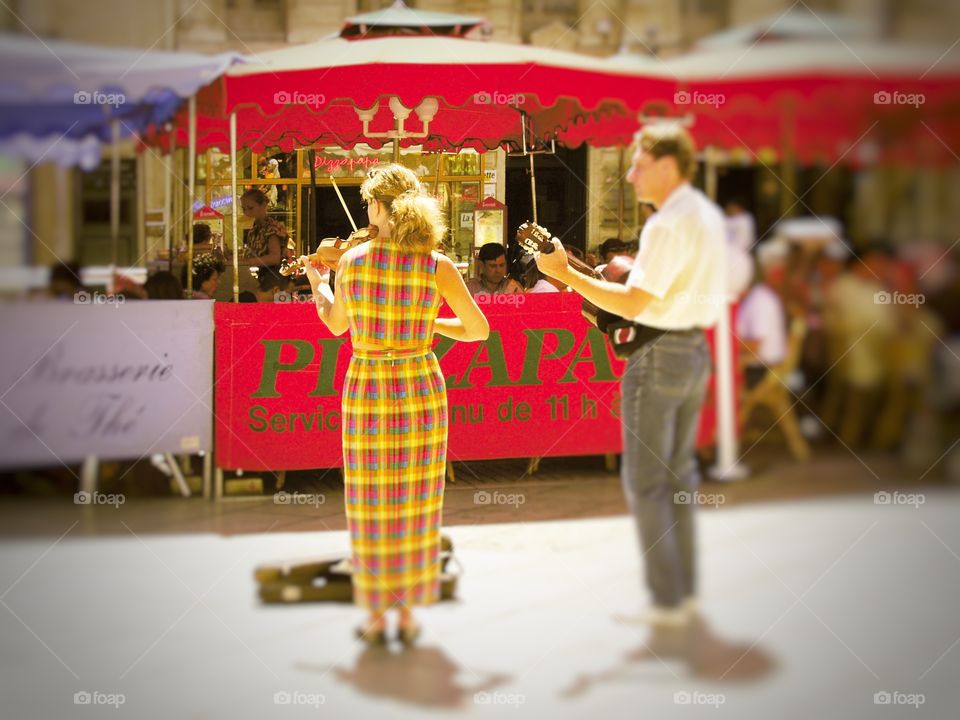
1,488,958,720
1,443,958,719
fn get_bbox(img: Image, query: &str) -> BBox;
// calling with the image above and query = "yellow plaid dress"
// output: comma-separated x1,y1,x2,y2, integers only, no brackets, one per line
338,238,447,610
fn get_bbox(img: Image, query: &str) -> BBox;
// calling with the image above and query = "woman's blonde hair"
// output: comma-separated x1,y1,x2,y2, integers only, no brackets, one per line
360,163,446,253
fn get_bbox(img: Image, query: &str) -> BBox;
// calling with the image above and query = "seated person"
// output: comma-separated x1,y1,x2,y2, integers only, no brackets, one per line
595,238,630,269
144,271,183,300
254,266,296,303
466,243,523,296
737,243,788,389
528,268,560,293
183,253,225,299
47,260,85,300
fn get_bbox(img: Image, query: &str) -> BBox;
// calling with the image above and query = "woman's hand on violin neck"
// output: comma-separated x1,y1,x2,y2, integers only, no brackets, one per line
300,255,325,288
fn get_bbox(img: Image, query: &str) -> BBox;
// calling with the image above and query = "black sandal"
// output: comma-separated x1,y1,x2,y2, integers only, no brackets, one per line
354,625,388,646
397,622,422,647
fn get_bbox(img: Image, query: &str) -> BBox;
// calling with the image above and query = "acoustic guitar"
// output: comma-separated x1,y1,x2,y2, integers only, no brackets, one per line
515,222,633,331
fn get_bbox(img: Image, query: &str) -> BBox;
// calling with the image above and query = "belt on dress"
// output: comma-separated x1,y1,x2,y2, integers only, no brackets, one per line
352,347,431,360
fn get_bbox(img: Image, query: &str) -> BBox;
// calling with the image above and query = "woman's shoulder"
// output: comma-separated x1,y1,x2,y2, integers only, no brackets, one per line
265,217,288,237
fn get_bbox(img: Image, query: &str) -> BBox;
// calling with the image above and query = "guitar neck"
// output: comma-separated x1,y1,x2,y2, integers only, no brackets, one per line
566,254,603,280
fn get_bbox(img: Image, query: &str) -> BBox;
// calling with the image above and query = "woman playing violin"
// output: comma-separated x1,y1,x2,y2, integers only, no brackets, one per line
301,164,489,647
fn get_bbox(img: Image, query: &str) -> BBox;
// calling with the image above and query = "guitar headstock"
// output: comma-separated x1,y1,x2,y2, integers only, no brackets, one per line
516,222,555,255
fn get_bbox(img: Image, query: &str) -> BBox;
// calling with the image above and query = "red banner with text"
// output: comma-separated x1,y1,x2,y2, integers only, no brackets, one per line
214,294,733,470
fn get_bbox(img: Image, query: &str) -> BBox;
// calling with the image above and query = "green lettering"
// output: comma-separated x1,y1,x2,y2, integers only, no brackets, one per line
446,331,514,389
308,338,348,397
248,405,268,432
516,328,576,385
252,340,315,399
558,328,619,383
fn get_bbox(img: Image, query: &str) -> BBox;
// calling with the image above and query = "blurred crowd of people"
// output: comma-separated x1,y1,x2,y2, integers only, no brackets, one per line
731,208,958,470
33,204,960,474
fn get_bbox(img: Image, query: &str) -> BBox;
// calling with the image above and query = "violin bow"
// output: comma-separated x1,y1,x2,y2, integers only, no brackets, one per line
326,175,358,290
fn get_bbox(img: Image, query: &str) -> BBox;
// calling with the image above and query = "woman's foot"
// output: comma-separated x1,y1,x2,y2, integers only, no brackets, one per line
397,615,421,646
354,616,388,646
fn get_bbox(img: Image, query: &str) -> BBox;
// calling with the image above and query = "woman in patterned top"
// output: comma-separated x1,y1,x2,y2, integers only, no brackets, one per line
302,164,489,646
238,188,286,270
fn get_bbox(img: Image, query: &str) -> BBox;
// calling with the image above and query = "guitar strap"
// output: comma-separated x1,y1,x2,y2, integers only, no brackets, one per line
604,318,667,359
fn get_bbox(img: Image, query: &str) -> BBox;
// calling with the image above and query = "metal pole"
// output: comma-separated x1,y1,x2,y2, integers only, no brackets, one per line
617,147,625,241
187,95,196,294
110,119,120,293
164,133,173,270
704,146,746,482
529,153,537,226
230,111,239,303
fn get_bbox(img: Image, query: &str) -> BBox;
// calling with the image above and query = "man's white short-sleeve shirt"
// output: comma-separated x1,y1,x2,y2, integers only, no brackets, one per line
625,183,728,330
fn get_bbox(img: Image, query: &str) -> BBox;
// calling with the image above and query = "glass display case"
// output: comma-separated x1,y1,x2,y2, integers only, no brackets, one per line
196,143,497,270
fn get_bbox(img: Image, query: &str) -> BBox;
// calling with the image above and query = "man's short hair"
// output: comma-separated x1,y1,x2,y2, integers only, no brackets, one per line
477,243,506,262
257,266,289,293
635,124,697,180
599,238,628,257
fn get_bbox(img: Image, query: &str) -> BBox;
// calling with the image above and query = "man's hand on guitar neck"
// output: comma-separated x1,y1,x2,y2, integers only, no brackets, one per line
535,237,655,321
533,237,573,280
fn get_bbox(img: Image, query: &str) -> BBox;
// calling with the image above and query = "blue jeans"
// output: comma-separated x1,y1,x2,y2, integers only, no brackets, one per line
620,329,711,608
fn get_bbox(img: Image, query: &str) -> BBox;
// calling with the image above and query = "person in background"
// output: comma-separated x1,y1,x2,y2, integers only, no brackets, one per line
527,268,560,293
238,188,286,271
184,253,224,300
596,238,630,267
466,243,523,296
724,197,756,300
254,266,296,303
47,261,85,300
821,246,896,447
144,271,184,300
736,241,789,389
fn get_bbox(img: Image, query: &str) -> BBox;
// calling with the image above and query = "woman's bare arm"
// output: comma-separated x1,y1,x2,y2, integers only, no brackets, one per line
302,256,349,335
434,254,490,342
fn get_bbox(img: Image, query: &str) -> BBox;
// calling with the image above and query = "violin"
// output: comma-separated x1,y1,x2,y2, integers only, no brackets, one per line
280,225,379,277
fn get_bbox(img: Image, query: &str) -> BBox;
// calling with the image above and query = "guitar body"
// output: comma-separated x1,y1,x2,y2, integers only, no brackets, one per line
516,222,634,330
254,535,460,604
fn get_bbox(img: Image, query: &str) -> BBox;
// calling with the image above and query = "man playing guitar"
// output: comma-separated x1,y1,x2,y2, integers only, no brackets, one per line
534,125,727,628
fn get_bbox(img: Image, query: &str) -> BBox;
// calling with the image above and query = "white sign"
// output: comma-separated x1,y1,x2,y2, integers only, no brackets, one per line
0,300,213,468
460,212,474,228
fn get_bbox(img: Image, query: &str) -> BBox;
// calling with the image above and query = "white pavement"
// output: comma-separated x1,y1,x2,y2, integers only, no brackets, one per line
1,491,958,719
